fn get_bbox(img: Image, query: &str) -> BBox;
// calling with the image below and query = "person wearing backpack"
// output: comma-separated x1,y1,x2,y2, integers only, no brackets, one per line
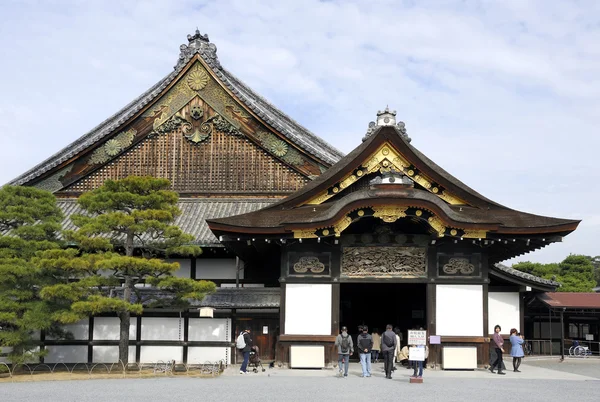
357,325,373,377
381,324,397,379
237,327,253,374
335,326,354,378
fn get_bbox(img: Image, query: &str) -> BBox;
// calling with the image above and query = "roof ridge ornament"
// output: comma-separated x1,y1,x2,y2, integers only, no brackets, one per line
176,28,220,69
362,106,411,142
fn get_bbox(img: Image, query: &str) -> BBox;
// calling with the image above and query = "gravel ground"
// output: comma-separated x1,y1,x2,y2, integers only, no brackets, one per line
3,363,599,402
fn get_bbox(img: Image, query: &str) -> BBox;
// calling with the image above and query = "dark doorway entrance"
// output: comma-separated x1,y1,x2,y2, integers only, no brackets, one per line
340,283,427,349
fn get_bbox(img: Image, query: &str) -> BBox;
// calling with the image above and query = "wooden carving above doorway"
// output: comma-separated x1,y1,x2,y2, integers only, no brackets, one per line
341,247,426,278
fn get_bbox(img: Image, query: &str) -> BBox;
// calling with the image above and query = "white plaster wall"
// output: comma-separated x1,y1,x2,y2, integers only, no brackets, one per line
488,292,521,334
187,347,229,364
47,319,89,340
196,258,243,280
188,318,230,342
0,347,12,363
141,317,182,341
139,346,183,363
436,285,483,336
285,284,331,335
45,346,88,363
92,346,137,363
164,258,191,279
93,317,137,340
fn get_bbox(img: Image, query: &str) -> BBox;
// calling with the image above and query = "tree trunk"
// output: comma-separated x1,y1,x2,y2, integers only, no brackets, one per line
118,231,135,365
118,309,131,365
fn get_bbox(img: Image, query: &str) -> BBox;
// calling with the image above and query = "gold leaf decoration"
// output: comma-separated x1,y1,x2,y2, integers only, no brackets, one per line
114,129,136,149
270,139,288,157
187,68,209,91
89,147,110,165
104,139,121,156
373,206,408,223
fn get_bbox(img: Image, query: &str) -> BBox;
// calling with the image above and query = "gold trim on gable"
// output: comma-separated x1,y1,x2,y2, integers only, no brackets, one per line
291,204,487,239
305,143,467,206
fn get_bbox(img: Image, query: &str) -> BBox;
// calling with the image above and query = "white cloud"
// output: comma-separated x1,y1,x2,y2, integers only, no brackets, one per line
0,0,598,263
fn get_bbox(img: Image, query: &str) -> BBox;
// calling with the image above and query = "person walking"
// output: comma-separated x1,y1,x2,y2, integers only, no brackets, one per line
381,324,397,379
510,328,524,372
371,328,381,363
335,326,354,378
489,324,506,375
238,327,253,374
357,325,373,377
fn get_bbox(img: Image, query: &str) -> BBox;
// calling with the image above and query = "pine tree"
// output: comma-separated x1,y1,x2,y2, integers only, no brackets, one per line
40,177,215,365
0,186,66,363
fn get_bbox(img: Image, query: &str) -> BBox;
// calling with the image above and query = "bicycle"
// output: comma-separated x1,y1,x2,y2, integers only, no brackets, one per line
523,341,533,356
153,359,175,375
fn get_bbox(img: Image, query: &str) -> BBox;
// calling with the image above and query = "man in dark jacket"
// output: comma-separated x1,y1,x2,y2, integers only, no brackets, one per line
358,325,373,377
240,327,253,374
381,324,397,379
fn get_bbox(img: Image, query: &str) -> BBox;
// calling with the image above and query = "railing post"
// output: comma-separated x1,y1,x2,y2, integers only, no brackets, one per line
560,308,565,361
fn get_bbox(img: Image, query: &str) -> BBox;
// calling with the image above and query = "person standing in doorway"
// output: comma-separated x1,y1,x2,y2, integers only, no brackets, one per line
335,326,354,378
393,327,402,371
239,327,253,374
489,324,506,375
510,328,524,372
358,325,373,377
371,328,381,363
381,324,397,379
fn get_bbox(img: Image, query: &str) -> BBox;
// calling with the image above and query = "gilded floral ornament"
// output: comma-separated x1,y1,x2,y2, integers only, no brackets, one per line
88,129,137,164
187,68,209,91
269,139,288,157
89,147,110,165
104,139,122,156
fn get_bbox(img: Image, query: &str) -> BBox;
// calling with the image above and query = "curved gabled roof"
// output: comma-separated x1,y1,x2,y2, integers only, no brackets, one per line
9,30,343,187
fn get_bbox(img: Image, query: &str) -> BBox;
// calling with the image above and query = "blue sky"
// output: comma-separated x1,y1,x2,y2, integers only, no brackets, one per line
0,0,598,265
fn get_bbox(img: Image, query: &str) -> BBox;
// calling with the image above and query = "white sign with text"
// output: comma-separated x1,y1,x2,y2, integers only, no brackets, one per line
408,330,427,345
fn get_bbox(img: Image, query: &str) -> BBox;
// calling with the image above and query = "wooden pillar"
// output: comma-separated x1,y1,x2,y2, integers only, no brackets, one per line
482,283,489,367
88,316,94,363
426,283,437,368
182,311,190,364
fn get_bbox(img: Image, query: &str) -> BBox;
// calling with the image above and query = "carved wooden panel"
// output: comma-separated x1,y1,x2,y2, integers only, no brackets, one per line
65,120,309,194
437,253,481,277
341,247,426,278
287,252,331,277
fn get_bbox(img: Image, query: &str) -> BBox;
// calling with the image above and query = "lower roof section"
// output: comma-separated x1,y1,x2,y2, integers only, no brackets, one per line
56,197,275,247
538,292,600,309
492,263,559,291
199,287,280,309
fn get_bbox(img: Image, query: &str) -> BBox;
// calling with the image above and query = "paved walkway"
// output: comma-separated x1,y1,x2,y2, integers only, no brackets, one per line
4,359,600,402
226,358,599,381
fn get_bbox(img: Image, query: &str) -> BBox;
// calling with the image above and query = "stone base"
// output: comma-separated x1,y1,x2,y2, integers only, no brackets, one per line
409,377,423,384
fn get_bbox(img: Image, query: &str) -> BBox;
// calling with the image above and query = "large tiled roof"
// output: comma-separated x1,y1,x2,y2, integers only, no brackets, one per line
198,287,280,309
9,30,343,187
57,197,274,247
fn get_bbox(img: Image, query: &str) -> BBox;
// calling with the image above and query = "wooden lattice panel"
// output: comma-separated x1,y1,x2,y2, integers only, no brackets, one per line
65,128,309,194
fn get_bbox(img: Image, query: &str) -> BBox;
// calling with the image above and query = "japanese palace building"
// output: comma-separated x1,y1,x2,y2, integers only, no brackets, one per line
6,30,579,369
